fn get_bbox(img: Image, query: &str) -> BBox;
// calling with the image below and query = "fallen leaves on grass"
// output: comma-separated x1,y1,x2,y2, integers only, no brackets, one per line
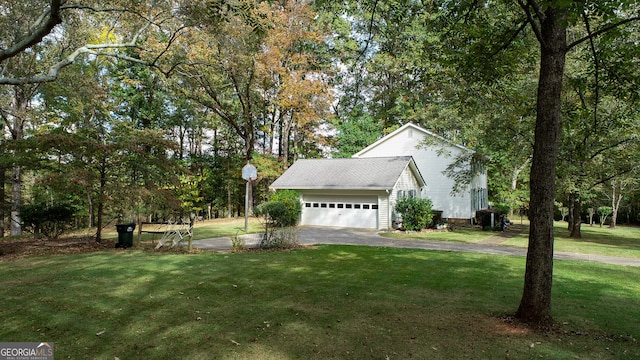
0,236,118,261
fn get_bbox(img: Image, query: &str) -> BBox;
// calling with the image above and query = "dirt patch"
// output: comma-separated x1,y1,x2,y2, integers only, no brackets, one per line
0,236,118,261
495,315,534,336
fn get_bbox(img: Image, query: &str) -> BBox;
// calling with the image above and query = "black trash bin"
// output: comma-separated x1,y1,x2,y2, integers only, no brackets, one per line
115,223,136,248
475,209,500,230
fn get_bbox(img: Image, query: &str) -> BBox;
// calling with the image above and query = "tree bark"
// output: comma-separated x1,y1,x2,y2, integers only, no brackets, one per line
0,168,4,237
95,159,107,242
609,181,623,229
569,193,582,238
87,185,94,228
515,6,567,328
10,168,22,238
567,195,574,231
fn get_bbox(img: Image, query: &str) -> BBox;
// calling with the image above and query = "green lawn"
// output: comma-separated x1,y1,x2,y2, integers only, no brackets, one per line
504,222,640,258
102,217,265,243
382,226,495,243
1,246,638,359
383,220,640,259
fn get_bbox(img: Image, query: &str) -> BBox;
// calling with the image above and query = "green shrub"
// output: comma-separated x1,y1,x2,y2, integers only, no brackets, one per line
266,190,302,227
254,190,302,249
21,201,77,240
394,197,434,231
231,231,245,251
254,201,288,227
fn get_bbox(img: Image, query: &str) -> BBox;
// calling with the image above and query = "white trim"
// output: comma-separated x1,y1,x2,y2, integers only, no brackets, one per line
353,123,475,158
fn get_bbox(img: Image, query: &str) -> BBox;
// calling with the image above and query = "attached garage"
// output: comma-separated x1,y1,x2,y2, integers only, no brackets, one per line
270,157,425,230
301,195,379,228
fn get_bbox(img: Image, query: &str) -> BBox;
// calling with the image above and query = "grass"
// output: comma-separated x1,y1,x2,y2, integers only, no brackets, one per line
0,246,639,359
98,217,265,243
383,220,640,259
382,226,494,243
504,222,640,259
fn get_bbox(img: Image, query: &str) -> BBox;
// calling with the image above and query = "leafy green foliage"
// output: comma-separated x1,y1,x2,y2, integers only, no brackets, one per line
267,190,302,227
394,197,434,231
255,190,302,249
255,201,288,227
257,190,302,228
597,206,613,226
20,201,77,240
333,112,382,158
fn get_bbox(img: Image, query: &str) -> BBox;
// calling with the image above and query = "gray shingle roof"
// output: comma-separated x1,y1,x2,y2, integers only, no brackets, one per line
270,156,422,190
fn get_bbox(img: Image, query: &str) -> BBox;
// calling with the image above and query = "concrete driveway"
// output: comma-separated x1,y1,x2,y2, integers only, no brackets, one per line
191,226,640,267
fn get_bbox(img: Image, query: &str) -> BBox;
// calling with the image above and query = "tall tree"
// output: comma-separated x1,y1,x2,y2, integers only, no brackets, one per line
433,0,640,326
556,13,640,238
513,1,638,327
255,0,332,165
0,0,185,235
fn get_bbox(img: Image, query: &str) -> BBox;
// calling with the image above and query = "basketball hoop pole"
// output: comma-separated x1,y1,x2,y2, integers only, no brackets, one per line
244,180,249,232
242,162,257,233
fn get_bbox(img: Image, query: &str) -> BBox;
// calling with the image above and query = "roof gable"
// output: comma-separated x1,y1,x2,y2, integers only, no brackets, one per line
270,156,425,190
353,123,474,157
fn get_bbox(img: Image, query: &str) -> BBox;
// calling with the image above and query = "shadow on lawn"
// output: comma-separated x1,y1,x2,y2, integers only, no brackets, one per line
555,224,640,252
1,247,639,359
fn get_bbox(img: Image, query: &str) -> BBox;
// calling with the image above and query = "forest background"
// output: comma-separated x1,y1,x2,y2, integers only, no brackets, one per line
1,0,638,242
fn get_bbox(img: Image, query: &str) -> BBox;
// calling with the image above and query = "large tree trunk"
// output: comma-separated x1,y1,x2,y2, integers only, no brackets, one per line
515,6,567,328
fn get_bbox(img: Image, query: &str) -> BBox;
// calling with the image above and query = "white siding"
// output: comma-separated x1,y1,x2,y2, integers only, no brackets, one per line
354,125,485,220
378,195,390,229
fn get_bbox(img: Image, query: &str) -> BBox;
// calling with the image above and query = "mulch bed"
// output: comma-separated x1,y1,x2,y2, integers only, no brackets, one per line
0,236,118,261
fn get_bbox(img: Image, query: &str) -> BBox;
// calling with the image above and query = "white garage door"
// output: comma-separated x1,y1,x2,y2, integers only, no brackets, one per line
301,196,378,229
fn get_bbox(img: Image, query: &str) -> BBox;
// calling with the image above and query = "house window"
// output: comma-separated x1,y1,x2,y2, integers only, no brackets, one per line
337,204,344,209
471,188,488,211
346,204,353,209
372,205,379,210
313,203,319,208
354,204,361,209
408,189,416,198
397,190,405,199
305,203,311,208
329,203,335,208
321,203,327,208
363,204,370,209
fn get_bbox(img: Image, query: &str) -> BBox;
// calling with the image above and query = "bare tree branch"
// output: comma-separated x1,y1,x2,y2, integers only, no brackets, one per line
0,45,144,86
0,0,63,62
0,3,183,85
567,15,640,50
517,0,544,46
488,19,529,58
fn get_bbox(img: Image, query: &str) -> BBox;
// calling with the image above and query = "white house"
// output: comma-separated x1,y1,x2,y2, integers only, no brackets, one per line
353,123,488,222
269,156,425,229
